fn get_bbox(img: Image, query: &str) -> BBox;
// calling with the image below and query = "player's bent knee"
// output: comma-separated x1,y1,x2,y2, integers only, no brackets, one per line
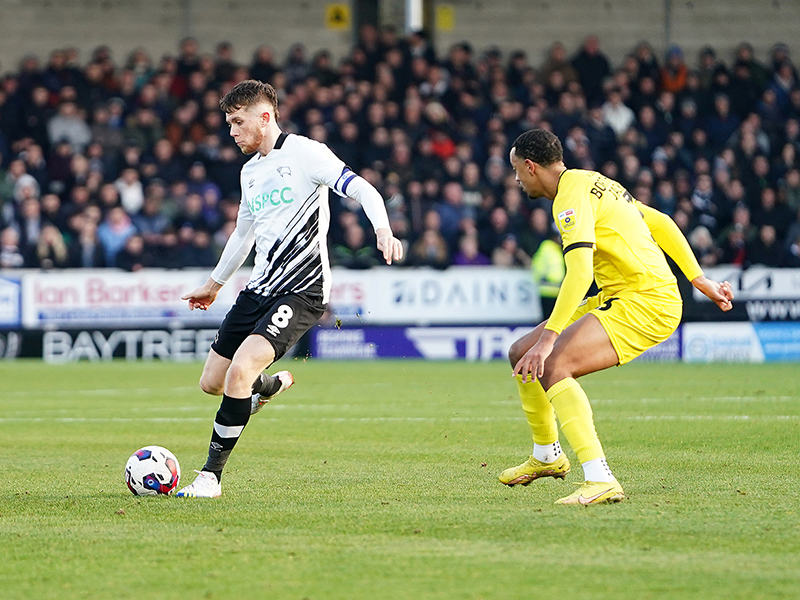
198,374,223,396
225,361,257,388
508,322,547,367
508,339,525,368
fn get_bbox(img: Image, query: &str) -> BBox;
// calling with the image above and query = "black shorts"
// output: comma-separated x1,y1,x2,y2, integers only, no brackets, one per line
211,290,326,361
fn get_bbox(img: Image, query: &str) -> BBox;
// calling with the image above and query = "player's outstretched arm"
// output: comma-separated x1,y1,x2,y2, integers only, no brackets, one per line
691,275,734,312
183,216,255,311
182,278,223,311
376,227,404,265
639,203,733,311
328,165,400,264
638,202,704,282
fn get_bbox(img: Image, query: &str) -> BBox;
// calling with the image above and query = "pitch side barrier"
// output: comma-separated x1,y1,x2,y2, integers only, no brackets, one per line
2,267,800,362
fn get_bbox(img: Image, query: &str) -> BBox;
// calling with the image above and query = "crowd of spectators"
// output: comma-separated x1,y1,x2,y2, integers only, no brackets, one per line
1,28,800,273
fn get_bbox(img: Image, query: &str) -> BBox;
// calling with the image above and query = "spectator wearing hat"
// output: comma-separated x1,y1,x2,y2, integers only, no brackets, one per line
697,46,728,92
734,42,771,91
661,45,688,94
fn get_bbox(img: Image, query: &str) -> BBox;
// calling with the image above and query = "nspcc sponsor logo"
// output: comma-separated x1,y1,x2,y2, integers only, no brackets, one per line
248,187,294,212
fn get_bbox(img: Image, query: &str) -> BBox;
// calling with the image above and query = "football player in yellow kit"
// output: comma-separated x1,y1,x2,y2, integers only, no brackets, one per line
501,129,734,505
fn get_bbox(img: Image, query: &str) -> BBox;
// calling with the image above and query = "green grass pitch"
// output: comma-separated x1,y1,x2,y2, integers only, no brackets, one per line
1,359,799,600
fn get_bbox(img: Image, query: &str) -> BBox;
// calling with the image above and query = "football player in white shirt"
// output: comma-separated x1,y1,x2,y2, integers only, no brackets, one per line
177,80,403,497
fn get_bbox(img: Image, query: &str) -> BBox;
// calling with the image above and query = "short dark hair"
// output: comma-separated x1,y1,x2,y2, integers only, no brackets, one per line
219,79,280,120
512,129,563,166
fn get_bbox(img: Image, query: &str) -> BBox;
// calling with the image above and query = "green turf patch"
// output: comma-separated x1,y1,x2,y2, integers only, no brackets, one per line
1,360,798,599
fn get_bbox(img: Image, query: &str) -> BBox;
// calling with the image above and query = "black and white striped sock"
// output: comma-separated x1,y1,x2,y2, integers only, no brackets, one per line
202,394,251,482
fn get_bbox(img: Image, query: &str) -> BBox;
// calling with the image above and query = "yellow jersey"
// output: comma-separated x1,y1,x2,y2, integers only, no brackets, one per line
552,169,676,296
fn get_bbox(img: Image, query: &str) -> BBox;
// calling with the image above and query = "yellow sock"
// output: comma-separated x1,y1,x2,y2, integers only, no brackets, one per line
546,377,604,463
515,375,558,446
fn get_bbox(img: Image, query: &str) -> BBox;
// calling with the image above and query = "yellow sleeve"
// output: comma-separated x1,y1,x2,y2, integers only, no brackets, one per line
544,247,594,335
637,202,704,282
553,172,596,249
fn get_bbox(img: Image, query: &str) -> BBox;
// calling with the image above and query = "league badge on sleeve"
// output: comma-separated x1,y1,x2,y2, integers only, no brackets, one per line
557,208,576,232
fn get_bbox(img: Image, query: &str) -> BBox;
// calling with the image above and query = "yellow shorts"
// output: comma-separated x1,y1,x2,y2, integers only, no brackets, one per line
567,284,682,365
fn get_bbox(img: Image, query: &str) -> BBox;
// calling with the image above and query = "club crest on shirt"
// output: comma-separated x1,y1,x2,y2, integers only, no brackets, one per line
557,208,576,232
277,166,291,177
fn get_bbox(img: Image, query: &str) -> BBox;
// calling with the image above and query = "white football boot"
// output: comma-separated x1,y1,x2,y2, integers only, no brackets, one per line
176,470,222,498
251,370,294,415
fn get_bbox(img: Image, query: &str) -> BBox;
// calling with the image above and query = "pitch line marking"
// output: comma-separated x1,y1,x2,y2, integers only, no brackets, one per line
0,415,797,423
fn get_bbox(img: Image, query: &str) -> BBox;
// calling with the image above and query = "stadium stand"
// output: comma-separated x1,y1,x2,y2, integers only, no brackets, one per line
0,31,798,271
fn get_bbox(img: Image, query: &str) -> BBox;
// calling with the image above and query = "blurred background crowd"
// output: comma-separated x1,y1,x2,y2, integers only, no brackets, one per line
1,27,799,274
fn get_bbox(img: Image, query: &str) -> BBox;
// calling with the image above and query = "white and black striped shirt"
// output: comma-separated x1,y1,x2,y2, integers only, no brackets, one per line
211,132,390,303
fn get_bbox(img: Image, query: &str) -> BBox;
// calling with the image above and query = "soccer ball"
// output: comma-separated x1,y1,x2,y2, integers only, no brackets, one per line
124,446,181,496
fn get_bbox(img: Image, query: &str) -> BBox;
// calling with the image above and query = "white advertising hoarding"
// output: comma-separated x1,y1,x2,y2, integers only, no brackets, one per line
0,275,21,327
328,266,540,324
682,322,800,362
18,266,541,329
21,269,250,328
682,323,765,362
695,267,800,301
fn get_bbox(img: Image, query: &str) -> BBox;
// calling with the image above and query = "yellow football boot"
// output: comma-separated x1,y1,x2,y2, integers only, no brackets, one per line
498,453,571,486
555,479,625,506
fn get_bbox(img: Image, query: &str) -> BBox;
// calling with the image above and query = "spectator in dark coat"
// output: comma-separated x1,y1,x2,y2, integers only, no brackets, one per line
67,216,106,268
571,36,611,107
704,94,741,152
747,224,782,267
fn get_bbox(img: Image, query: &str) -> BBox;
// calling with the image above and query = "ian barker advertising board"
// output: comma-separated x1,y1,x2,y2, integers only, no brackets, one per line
17,267,541,329
20,269,251,329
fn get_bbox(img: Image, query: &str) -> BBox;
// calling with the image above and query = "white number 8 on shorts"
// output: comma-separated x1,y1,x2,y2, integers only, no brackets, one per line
271,304,294,329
